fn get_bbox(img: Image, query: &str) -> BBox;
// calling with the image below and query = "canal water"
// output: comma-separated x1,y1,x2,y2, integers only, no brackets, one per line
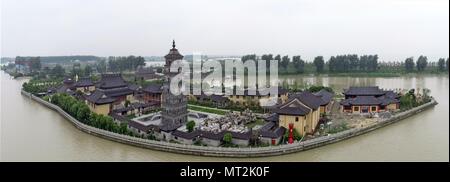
1,71,448,161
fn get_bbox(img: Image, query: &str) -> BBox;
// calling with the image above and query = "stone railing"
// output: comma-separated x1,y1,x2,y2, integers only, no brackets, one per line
22,90,438,157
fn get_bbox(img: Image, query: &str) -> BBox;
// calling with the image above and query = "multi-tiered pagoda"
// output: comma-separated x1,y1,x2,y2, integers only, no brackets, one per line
160,40,188,131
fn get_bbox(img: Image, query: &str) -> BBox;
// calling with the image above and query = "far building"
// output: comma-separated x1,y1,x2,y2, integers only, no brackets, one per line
340,86,400,114
135,67,161,81
227,87,289,106
15,57,40,74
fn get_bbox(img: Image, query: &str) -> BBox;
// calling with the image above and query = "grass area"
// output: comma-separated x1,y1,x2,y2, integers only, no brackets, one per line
188,105,227,115
245,119,266,128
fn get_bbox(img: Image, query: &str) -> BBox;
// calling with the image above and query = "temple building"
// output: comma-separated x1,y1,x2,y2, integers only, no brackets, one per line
313,89,334,114
226,87,289,106
142,83,163,103
135,67,161,81
269,91,322,136
340,86,400,114
160,40,188,131
83,74,138,115
73,76,95,93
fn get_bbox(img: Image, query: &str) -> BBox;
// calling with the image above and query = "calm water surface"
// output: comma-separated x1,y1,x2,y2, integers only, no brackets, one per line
1,72,448,161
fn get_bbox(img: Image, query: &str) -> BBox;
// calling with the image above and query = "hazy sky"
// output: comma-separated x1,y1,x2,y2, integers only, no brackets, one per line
1,0,449,62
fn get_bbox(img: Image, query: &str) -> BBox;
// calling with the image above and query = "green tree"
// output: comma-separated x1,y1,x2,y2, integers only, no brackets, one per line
96,59,107,73
313,56,325,73
446,58,449,72
416,55,428,72
281,55,290,70
292,56,305,73
51,64,65,77
404,57,415,72
186,120,195,133
261,54,274,69
223,132,232,144
438,58,446,72
274,54,281,64
84,65,93,76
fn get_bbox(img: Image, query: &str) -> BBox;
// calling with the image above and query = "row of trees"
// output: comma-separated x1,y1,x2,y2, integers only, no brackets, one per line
108,56,146,72
22,80,61,94
49,93,132,135
405,56,449,72
328,55,379,72
243,54,449,74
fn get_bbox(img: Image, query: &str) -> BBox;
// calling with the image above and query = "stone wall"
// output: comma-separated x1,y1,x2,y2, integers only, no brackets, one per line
22,90,438,158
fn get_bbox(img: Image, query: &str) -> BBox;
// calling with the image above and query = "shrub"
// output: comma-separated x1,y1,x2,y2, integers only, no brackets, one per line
186,120,195,133
223,132,232,144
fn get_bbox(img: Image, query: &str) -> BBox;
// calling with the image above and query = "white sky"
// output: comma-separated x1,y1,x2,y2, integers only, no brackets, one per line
1,0,449,62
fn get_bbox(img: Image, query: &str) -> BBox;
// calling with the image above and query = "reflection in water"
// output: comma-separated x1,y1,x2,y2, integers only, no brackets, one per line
1,72,448,161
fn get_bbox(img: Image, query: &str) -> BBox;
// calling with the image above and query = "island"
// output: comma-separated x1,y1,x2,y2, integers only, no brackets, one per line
11,42,439,157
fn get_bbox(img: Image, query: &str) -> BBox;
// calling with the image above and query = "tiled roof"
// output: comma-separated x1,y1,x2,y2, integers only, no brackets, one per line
288,91,322,110
172,130,201,139
164,41,184,61
63,77,75,85
159,123,182,132
200,131,225,140
264,114,279,122
341,96,381,106
379,96,400,105
128,120,159,133
56,85,72,93
314,89,334,106
74,77,94,87
229,131,252,140
101,87,134,97
97,74,128,89
273,98,312,116
109,113,130,123
341,89,400,106
143,84,163,94
260,122,286,138
128,84,140,92
84,90,116,104
384,90,399,99
343,86,385,96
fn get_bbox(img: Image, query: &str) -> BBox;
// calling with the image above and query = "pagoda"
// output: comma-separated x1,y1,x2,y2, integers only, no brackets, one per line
160,40,188,131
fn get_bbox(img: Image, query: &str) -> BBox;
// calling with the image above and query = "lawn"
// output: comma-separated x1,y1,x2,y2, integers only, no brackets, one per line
188,105,227,115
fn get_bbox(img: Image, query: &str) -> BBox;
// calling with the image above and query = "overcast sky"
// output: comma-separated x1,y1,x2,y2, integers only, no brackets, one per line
1,0,449,62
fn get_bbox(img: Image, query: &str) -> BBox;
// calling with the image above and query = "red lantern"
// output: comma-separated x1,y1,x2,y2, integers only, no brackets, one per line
288,123,294,144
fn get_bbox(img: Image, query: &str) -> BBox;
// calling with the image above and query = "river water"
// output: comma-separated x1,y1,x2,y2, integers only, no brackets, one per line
1,71,448,161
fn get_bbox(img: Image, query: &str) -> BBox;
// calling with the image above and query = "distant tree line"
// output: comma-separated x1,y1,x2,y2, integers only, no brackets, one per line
241,54,449,74
36,56,101,63
107,56,146,72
